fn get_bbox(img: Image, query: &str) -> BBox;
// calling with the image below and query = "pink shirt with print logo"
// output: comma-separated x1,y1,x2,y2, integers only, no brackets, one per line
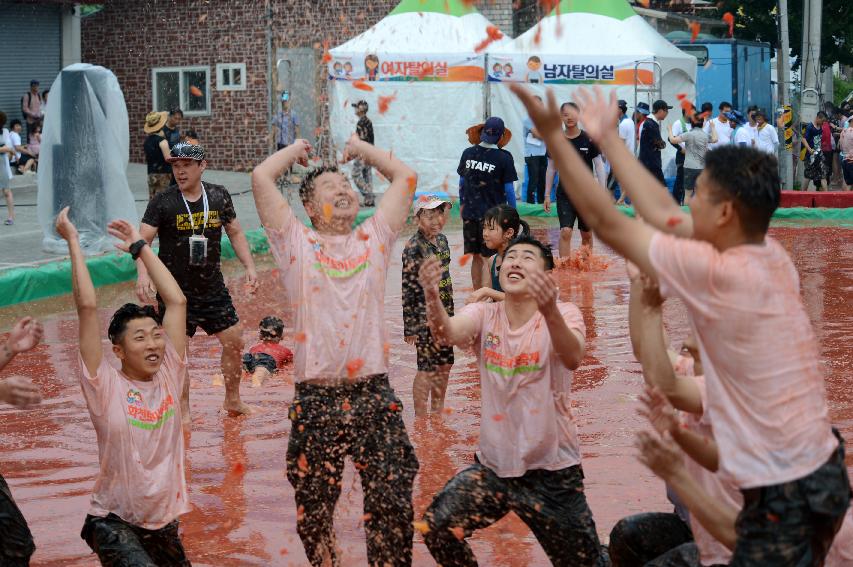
649,233,837,489
79,339,190,529
456,301,586,478
267,209,397,381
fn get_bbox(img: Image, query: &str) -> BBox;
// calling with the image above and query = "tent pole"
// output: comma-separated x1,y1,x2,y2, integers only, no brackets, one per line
484,54,491,119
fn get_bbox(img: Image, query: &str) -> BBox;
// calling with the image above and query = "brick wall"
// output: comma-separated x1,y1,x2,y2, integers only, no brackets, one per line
478,0,515,36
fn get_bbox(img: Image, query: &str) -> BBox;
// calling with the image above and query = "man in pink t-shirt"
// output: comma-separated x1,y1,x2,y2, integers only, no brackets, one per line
251,135,420,566
512,85,849,565
418,235,607,566
56,208,192,565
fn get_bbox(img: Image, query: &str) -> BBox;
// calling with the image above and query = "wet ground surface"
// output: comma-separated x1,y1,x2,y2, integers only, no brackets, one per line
0,219,850,566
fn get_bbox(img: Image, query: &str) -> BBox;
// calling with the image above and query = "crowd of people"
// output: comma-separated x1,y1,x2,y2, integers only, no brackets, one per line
0,77,852,567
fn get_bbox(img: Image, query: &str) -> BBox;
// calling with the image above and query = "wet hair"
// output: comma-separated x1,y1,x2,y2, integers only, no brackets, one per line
299,165,340,203
703,146,780,237
503,234,555,271
747,105,759,114
108,303,162,345
816,110,828,120
9,119,21,130
484,205,529,240
169,108,184,118
700,102,713,113
561,101,579,112
259,316,284,340
754,110,768,121
719,101,732,111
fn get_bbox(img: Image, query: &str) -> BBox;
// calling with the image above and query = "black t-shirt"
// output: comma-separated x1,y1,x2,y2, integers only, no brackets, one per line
457,145,517,220
548,130,600,198
141,183,237,295
143,134,172,175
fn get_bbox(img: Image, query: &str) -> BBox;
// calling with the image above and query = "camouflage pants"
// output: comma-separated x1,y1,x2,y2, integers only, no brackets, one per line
609,511,693,567
147,173,172,200
286,375,419,567
0,473,35,567
731,430,851,567
351,159,374,206
423,462,608,567
81,514,191,566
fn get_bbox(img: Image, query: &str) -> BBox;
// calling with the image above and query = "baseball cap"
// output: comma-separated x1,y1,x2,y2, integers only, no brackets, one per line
413,194,452,215
724,110,746,125
652,99,673,112
635,102,651,116
30,79,39,86
480,116,505,144
617,99,628,112
351,100,369,111
166,142,206,163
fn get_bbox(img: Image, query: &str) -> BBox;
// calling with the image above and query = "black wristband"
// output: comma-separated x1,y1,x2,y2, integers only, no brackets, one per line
129,239,147,260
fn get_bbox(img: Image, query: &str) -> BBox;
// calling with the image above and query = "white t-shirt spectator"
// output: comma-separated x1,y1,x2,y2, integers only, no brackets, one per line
618,115,636,155
671,118,691,151
733,126,754,147
755,124,779,155
704,117,732,149
9,131,22,162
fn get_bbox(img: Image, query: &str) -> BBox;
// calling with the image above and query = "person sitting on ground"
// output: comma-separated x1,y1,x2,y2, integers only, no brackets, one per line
242,316,293,388
8,120,36,175
419,234,607,566
512,84,850,565
56,207,193,566
402,194,455,417
467,204,530,304
0,317,44,566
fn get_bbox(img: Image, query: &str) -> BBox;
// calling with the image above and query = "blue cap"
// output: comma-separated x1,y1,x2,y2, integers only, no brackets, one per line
635,102,651,115
481,117,505,144
724,110,746,125
30,79,39,86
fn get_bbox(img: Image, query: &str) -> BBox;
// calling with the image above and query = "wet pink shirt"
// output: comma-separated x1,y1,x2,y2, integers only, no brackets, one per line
457,301,586,478
79,340,190,529
650,233,837,489
267,209,397,381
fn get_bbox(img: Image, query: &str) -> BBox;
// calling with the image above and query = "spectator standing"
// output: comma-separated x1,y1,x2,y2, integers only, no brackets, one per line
754,111,779,157
21,80,43,142
161,109,183,149
704,102,733,149
271,91,300,150
670,105,692,205
802,111,828,191
352,100,376,207
634,102,650,156
638,100,671,186
0,112,14,225
839,115,853,191
143,111,173,199
668,114,716,204
523,96,547,204
613,99,635,204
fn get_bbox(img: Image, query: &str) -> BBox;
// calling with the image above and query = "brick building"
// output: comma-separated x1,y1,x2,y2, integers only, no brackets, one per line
81,0,515,171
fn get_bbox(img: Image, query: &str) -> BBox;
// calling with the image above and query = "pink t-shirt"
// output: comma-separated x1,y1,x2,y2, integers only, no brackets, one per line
267,209,397,381
79,340,190,529
457,301,586,478
649,233,837,489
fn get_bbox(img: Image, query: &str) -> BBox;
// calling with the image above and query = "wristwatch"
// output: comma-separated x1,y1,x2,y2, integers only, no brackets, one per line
129,239,148,260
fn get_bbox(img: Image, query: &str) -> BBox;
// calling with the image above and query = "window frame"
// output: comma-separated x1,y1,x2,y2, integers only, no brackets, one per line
216,62,247,91
151,65,211,117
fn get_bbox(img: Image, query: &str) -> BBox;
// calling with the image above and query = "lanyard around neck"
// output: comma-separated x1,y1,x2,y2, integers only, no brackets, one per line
181,184,209,234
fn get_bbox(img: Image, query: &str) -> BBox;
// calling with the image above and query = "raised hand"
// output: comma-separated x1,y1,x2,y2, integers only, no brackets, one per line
638,384,680,435
524,265,559,313
635,429,684,481
290,138,311,167
106,219,143,253
54,207,78,242
418,256,442,299
0,376,42,408
342,133,364,163
7,317,44,354
573,86,621,144
509,84,563,139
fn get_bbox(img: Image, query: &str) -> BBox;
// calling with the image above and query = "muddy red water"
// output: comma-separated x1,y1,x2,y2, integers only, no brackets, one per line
1,220,850,566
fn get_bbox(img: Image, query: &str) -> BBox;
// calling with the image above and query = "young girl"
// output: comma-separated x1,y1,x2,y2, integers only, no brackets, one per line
467,204,529,303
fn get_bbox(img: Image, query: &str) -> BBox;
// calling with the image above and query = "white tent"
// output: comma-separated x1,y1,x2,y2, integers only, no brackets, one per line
328,0,508,194
487,0,697,180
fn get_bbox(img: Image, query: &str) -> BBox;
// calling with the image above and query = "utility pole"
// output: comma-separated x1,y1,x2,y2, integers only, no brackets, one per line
800,0,822,122
777,0,793,190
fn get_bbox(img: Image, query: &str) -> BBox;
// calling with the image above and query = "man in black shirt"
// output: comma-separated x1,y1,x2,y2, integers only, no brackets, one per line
352,100,375,207
137,142,257,422
544,102,607,260
638,99,671,185
457,116,517,289
161,108,183,149
143,111,173,200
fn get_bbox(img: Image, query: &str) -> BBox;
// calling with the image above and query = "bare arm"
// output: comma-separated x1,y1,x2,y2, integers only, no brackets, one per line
708,121,718,144
543,158,556,212
526,268,584,369
420,257,479,347
592,155,607,188
511,85,658,277
159,138,171,161
637,431,737,549
224,218,257,285
667,123,685,145
251,139,311,232
55,208,102,376
345,136,417,233
0,317,44,372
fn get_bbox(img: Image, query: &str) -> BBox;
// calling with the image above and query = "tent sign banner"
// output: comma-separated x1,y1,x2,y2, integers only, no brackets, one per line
486,55,654,85
328,53,485,82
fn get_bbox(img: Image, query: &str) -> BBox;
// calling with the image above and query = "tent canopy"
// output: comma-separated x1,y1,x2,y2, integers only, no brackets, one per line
328,0,508,193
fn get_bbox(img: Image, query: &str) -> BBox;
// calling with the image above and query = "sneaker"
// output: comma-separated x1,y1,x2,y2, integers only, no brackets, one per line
4,219,13,225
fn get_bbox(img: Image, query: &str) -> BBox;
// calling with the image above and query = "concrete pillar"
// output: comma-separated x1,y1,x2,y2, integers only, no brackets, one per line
61,5,81,67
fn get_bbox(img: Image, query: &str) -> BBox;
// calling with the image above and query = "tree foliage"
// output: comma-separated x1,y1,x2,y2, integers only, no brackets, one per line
714,0,852,68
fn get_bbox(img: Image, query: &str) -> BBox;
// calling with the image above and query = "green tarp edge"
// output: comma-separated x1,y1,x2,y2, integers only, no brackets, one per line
2,206,851,309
